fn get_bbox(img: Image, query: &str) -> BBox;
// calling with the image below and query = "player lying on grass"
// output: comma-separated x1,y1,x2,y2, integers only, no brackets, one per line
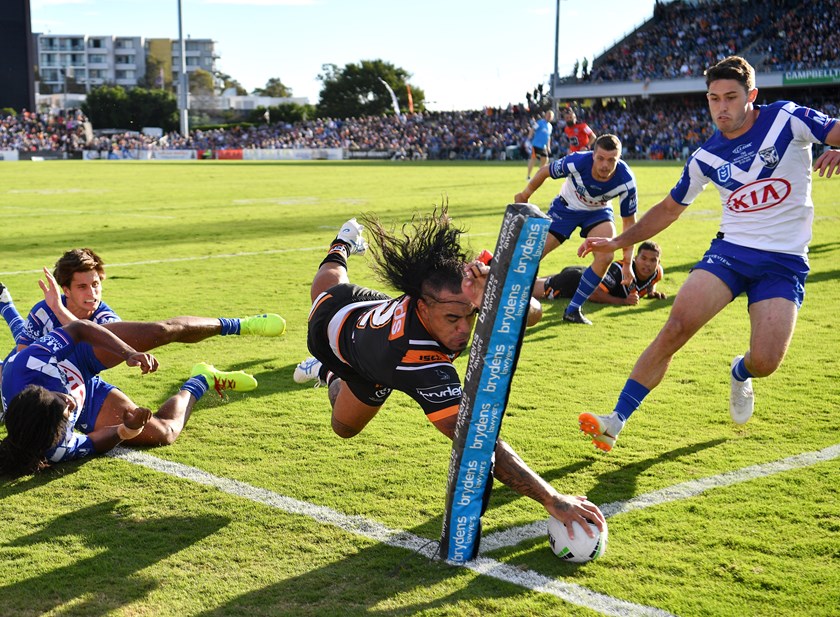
534,241,667,306
576,55,840,452
0,282,286,478
294,211,605,538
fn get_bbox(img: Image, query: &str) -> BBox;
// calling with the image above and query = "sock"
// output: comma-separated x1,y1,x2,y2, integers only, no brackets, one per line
731,356,754,382
566,266,602,312
0,304,25,343
218,317,241,336
319,241,350,270
181,375,210,400
317,363,339,386
614,378,650,422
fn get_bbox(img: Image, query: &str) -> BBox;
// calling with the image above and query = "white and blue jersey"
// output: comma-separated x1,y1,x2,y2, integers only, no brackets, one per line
1,328,107,462
548,152,638,218
671,101,837,257
18,298,120,347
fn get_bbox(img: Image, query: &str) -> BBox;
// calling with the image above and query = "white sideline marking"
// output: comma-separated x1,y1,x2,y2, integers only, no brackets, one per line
0,233,497,277
107,447,673,617
479,443,840,552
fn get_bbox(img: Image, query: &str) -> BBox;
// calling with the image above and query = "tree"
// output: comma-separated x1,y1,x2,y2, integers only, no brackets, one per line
217,71,247,95
189,68,215,96
316,59,424,118
252,77,292,98
81,85,178,131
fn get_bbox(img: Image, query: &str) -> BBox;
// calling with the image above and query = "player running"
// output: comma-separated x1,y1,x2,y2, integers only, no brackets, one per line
515,134,638,324
577,55,840,452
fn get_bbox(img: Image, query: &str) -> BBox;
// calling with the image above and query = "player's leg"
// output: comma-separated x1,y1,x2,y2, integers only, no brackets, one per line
729,297,798,424
564,220,615,324
579,269,732,451
329,380,383,438
92,374,208,447
93,313,284,369
0,283,26,343
526,148,536,179
311,218,367,302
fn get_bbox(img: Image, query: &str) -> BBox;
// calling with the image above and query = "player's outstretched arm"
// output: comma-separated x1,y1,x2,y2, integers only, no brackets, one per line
579,194,684,258
88,406,152,453
814,125,840,178
493,439,606,538
515,165,551,203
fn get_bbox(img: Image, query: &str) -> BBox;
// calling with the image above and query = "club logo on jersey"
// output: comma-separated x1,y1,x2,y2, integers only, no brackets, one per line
758,146,780,168
725,178,791,213
416,383,462,404
716,163,732,184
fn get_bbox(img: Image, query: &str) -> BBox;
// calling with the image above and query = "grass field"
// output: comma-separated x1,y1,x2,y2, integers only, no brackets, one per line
0,159,838,617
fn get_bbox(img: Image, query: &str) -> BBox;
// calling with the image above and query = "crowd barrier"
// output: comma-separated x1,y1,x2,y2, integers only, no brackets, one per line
73,148,345,161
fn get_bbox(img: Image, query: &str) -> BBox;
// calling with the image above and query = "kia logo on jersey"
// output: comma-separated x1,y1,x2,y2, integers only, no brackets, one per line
725,178,791,213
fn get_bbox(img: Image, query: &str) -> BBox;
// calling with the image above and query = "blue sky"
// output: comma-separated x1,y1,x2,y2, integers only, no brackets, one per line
31,0,656,111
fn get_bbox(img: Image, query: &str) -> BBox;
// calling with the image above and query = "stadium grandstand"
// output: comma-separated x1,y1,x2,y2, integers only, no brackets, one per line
1,0,837,162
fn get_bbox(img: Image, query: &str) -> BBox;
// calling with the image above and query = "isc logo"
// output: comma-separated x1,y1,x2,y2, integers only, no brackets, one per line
725,178,791,213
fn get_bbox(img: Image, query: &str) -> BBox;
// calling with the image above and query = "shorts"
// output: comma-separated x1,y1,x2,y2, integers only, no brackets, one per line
75,376,120,433
546,197,613,243
531,145,549,159
692,239,809,308
543,266,585,298
67,342,118,433
307,283,394,406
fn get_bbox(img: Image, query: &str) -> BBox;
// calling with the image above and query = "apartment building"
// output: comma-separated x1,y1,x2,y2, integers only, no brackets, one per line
34,33,216,94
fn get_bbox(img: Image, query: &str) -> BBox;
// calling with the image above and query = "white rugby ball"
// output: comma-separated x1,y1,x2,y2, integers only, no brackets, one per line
547,517,607,563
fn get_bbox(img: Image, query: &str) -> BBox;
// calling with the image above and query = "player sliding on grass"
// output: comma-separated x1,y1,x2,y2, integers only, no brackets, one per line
577,55,840,452
294,210,605,537
0,280,286,477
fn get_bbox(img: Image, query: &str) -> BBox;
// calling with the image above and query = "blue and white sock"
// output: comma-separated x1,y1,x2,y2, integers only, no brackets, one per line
0,300,25,343
218,318,241,336
181,375,210,400
614,378,650,422
731,356,754,382
566,266,603,313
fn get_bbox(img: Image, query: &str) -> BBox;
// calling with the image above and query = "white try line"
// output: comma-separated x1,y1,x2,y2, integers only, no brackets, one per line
107,443,840,616
0,233,498,277
108,447,673,617
479,443,840,552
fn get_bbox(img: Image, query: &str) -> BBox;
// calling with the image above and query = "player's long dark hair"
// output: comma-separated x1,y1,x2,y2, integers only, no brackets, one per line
0,385,68,478
361,206,469,298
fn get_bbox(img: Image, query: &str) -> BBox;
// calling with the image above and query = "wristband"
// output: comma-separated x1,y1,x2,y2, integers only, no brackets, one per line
117,424,143,440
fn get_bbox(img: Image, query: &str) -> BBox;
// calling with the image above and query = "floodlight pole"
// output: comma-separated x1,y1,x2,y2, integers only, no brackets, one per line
177,0,189,136
552,0,560,116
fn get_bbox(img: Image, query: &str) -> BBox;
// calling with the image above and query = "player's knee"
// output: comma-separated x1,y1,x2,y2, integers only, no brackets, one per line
747,353,784,378
331,416,360,439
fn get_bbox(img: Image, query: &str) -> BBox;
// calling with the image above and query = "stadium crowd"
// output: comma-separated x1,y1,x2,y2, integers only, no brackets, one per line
3,95,838,162
584,0,839,82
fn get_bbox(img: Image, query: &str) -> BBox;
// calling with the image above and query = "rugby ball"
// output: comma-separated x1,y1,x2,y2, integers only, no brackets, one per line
547,516,607,563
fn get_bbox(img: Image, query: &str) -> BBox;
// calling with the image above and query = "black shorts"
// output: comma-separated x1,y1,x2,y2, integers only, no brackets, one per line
307,283,393,406
544,266,585,299
531,145,550,159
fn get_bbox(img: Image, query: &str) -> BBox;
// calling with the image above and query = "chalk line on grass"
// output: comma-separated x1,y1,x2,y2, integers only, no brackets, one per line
108,447,674,617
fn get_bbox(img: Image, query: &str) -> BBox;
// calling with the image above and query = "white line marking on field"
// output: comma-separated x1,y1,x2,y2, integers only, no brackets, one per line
0,206,175,220
0,232,498,277
107,447,673,617
480,443,840,552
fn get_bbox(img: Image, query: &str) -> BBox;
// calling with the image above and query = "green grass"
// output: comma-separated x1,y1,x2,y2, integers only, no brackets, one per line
0,159,838,616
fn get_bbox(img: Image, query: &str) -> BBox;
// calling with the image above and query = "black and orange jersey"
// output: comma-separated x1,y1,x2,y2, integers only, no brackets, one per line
309,284,463,423
598,261,663,298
